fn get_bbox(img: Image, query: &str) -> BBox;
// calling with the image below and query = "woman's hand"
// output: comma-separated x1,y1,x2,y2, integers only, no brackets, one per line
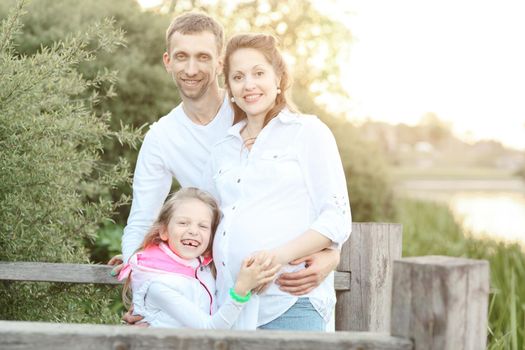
234,255,281,296
276,248,340,295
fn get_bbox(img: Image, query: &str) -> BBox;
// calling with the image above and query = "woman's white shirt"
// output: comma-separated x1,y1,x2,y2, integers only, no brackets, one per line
201,109,352,329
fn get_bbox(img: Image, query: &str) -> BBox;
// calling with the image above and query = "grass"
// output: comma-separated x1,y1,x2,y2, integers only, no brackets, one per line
397,197,525,349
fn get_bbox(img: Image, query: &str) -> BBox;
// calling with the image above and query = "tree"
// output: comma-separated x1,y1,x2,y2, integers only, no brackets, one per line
0,0,140,322
0,0,178,224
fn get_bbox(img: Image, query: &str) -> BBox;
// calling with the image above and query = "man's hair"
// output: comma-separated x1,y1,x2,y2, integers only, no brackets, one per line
165,12,224,54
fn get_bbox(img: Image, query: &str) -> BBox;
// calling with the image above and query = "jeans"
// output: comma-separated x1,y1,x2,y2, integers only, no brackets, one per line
258,298,325,331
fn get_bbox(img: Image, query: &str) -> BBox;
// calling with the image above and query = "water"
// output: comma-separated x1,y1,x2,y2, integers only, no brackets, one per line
396,179,525,246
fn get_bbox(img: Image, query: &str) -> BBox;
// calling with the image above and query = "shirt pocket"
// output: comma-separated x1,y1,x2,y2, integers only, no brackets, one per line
257,149,300,181
213,163,239,205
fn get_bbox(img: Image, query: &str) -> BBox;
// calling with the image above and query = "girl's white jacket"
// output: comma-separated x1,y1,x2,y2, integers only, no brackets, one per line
120,243,247,329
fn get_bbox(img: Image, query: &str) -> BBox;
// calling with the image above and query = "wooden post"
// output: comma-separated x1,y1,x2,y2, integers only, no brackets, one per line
336,222,403,331
391,256,490,350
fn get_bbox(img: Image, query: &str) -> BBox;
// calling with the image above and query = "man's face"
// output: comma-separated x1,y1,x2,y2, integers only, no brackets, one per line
163,31,222,101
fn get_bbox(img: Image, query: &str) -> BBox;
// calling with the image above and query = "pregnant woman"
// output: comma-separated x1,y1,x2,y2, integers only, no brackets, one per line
202,33,352,331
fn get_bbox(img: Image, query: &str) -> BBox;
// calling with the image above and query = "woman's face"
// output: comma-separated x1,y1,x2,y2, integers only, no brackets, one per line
228,48,280,120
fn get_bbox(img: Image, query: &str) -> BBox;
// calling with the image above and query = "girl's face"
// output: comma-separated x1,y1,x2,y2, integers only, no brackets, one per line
160,199,213,260
228,48,280,120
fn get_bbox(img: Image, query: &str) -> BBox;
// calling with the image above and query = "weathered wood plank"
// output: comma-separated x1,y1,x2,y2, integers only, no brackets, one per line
0,321,413,350
0,262,121,285
336,222,402,332
0,261,351,291
391,255,489,350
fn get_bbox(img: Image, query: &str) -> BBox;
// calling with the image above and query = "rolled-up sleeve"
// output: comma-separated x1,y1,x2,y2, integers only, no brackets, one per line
122,129,172,262
297,118,352,246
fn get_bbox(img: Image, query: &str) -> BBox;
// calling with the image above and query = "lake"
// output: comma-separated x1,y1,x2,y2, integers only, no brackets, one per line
395,179,525,246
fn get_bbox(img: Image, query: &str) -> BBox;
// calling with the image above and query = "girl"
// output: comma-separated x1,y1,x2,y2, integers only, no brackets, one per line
118,187,279,329
202,34,352,331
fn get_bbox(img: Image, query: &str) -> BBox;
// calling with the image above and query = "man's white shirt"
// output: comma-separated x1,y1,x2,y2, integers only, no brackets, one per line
122,97,233,262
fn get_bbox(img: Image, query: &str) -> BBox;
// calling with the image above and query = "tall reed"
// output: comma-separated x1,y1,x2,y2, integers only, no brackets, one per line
397,198,525,349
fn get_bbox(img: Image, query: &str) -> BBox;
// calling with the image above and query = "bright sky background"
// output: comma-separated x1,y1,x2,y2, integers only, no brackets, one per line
139,0,525,150
339,0,525,150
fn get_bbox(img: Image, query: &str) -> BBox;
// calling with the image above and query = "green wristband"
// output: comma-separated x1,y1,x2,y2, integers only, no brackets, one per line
229,288,251,303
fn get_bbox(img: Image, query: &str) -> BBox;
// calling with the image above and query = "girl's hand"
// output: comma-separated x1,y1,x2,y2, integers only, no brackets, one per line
249,250,282,294
234,255,281,297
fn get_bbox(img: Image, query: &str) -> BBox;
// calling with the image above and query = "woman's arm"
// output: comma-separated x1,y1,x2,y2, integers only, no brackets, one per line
253,117,350,292
272,229,332,265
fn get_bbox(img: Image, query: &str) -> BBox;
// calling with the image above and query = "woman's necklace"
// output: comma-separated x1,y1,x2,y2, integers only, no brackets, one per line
242,124,260,150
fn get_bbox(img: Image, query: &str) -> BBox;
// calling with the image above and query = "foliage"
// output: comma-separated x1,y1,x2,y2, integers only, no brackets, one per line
0,0,177,223
398,198,525,349
0,0,396,225
0,0,139,322
88,222,125,263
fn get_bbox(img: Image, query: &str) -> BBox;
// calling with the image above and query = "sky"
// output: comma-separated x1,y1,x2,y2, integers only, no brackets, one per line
139,0,525,150
338,0,525,150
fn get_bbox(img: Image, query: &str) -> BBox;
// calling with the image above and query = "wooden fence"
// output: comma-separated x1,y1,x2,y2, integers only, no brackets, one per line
0,223,489,349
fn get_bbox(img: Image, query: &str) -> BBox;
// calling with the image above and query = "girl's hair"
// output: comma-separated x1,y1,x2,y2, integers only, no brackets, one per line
122,187,221,308
223,33,295,127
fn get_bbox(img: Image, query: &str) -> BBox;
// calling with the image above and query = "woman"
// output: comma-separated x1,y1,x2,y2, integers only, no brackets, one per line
202,33,351,331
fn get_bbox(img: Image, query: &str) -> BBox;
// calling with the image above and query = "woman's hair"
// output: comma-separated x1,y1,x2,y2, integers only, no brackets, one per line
122,187,221,308
223,33,294,127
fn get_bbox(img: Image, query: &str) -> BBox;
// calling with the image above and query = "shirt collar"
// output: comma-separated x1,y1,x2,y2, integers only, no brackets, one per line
226,109,299,138
158,242,201,269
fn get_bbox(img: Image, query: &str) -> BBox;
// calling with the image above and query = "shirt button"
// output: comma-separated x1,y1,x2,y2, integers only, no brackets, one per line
237,178,241,183
232,206,236,210
273,155,278,159
222,261,226,266
222,231,226,236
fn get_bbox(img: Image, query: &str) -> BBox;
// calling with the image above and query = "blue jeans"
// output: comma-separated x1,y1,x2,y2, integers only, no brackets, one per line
258,298,325,331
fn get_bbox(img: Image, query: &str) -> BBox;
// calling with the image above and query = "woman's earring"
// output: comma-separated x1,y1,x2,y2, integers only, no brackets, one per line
276,88,282,94
230,97,235,103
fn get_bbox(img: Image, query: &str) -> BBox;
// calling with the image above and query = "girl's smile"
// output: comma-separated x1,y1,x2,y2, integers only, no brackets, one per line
160,199,213,259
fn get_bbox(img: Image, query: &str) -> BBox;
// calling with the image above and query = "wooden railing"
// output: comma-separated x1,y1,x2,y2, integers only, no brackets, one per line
0,223,489,349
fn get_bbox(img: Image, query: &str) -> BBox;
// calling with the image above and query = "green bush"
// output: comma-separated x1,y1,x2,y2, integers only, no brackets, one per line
0,1,139,323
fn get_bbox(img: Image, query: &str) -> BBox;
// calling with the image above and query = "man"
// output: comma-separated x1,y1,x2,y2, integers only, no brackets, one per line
110,12,340,320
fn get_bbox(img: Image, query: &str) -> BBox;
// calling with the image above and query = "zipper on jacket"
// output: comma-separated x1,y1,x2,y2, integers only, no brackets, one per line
195,258,213,315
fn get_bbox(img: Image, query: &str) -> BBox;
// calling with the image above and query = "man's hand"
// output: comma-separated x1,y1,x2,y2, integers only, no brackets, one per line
122,306,148,327
276,248,340,295
108,254,124,277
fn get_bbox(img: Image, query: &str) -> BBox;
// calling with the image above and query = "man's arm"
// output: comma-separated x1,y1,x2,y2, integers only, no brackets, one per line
121,129,172,262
